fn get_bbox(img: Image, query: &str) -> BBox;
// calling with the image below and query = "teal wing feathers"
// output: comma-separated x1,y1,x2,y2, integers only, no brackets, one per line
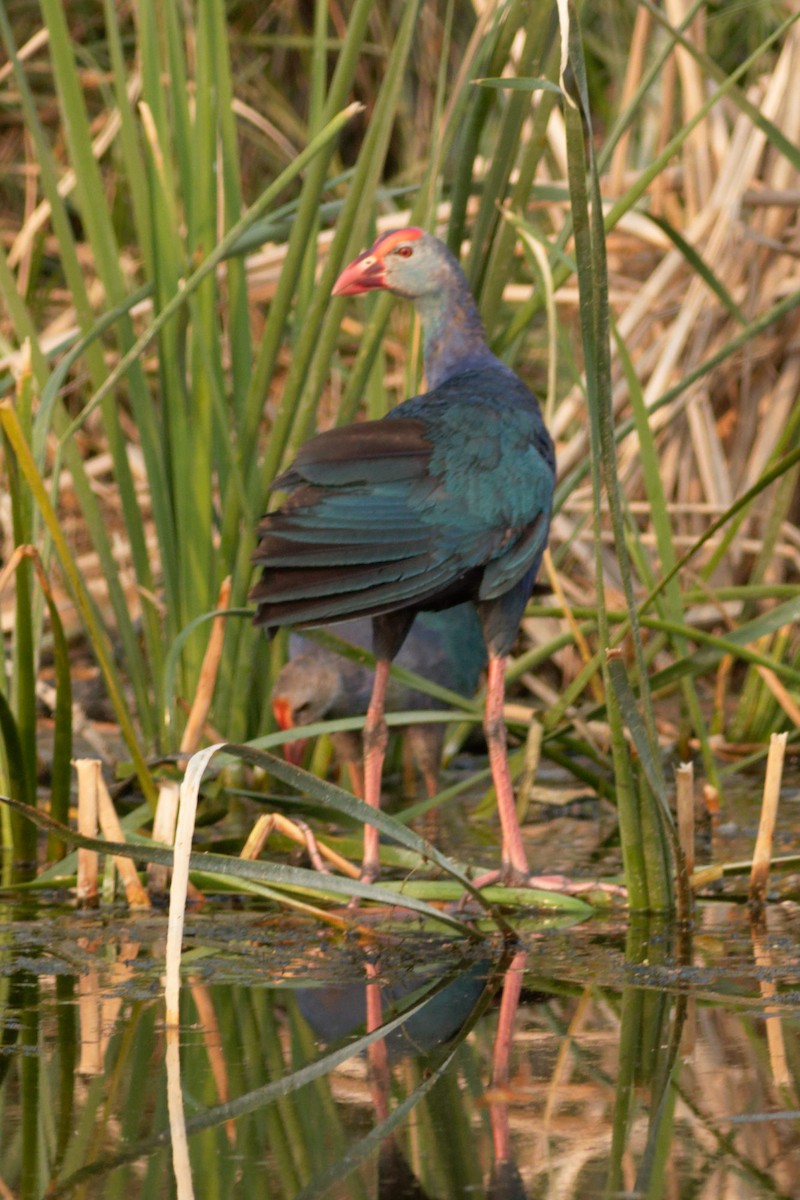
251,367,555,631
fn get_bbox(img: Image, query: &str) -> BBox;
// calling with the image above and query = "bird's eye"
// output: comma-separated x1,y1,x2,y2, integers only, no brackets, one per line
395,245,413,258
294,702,311,719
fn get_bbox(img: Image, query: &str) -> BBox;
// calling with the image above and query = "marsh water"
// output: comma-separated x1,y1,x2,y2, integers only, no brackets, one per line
2,773,800,1199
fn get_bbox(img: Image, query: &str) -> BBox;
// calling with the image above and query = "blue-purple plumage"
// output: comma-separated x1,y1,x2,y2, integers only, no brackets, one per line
251,238,554,658
250,227,556,883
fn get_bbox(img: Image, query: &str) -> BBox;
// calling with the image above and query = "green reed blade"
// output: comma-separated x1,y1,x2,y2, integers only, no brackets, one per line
40,583,71,857
560,0,671,908
0,403,157,807
0,792,486,936
613,321,718,790
0,694,33,854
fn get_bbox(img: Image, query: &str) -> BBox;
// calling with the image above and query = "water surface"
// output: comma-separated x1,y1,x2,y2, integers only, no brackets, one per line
2,897,799,1198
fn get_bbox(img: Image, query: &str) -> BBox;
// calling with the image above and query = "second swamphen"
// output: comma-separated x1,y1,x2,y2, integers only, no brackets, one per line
251,227,555,885
271,606,487,798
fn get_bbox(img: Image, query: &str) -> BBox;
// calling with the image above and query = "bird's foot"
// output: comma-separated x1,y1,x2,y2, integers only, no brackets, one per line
294,819,331,875
469,866,626,898
527,873,627,898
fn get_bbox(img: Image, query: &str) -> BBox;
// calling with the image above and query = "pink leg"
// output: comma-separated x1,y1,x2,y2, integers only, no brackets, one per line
477,656,627,897
485,655,529,879
361,659,391,883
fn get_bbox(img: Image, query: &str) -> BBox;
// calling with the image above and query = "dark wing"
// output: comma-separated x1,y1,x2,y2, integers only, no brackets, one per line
251,420,478,627
251,370,555,631
274,421,430,489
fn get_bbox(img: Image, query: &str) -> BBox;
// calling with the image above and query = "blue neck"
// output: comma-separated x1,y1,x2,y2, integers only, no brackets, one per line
415,285,497,389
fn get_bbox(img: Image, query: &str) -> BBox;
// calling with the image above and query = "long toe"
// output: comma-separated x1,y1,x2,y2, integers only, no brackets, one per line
469,867,627,897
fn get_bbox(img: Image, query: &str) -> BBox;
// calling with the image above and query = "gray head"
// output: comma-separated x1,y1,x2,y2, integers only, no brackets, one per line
332,226,495,389
332,227,467,300
271,654,343,765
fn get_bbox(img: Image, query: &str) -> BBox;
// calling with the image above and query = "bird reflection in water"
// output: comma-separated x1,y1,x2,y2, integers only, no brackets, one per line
295,944,532,1198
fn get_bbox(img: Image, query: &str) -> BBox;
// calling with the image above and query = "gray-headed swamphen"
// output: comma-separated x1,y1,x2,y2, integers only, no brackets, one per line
251,227,556,886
